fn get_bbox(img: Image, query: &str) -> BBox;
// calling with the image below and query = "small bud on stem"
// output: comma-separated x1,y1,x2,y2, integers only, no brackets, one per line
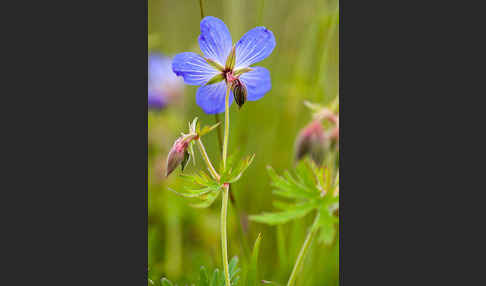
166,134,197,177
294,120,329,165
231,79,247,109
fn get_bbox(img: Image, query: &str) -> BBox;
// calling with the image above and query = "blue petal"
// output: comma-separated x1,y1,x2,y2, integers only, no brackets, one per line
198,16,233,66
196,81,233,114
239,67,271,101
235,27,276,69
172,52,219,86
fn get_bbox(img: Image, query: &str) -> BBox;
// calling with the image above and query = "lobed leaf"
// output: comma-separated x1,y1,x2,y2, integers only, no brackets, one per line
190,190,221,208
267,166,319,200
224,154,255,184
249,202,317,225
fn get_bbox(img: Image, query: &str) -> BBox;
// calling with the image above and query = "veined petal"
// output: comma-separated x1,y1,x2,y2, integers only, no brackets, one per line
172,52,219,86
198,16,233,66
239,67,271,101
235,27,276,69
196,81,233,114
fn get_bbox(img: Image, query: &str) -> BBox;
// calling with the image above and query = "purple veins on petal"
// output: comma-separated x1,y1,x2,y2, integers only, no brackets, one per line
196,81,233,114
171,16,275,114
235,27,276,69
172,52,220,86
198,16,233,66
239,67,271,101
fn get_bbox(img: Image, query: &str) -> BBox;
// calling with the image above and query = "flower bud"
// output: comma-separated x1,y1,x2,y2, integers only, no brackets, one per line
231,79,247,108
294,120,330,165
165,135,195,177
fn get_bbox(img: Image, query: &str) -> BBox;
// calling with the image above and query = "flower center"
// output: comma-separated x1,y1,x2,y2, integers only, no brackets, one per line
224,69,238,84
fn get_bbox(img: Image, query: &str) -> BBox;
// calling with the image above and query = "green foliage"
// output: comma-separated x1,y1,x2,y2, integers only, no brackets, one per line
250,159,339,245
246,233,263,286
156,257,241,286
220,154,255,184
168,171,222,208
149,0,340,283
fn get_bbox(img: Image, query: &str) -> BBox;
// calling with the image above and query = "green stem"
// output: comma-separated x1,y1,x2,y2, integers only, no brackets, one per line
286,214,320,286
221,185,231,286
196,138,220,180
198,0,204,19
220,85,232,285
223,85,230,170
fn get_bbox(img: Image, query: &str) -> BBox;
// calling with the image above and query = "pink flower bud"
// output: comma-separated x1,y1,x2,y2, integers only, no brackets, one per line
294,120,330,165
165,135,194,177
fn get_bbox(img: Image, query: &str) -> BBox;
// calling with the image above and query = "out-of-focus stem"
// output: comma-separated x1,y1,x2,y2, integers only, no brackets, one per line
199,0,204,19
221,184,231,286
286,214,320,286
196,138,220,180
215,113,223,155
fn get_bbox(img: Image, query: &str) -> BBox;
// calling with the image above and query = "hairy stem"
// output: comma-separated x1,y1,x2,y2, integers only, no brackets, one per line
221,185,231,286
287,214,320,286
196,138,220,180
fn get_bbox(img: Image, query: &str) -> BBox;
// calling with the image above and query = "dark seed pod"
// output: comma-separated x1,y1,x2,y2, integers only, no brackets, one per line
294,120,330,165
231,79,247,108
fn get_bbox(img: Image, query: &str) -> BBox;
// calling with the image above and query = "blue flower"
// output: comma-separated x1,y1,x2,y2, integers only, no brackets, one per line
149,53,184,109
172,16,276,114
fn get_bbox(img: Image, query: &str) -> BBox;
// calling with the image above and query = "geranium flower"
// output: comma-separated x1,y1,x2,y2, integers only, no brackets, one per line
172,16,276,114
148,53,184,109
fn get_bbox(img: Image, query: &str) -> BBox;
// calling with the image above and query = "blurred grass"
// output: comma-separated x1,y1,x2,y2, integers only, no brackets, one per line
148,0,339,285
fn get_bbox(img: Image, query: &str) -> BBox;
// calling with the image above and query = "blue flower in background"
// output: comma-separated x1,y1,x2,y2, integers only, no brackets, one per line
149,53,184,109
172,16,276,114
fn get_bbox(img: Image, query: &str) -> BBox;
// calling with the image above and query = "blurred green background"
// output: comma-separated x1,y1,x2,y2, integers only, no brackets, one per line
148,0,339,285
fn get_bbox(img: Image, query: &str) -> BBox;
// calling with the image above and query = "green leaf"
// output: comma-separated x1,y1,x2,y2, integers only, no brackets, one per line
224,154,255,184
267,166,319,200
315,205,339,245
167,186,219,198
190,190,221,208
199,266,210,286
210,269,219,286
229,256,240,284
294,160,317,190
249,203,317,225
199,122,222,137
246,233,262,286
272,200,294,211
160,278,173,286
